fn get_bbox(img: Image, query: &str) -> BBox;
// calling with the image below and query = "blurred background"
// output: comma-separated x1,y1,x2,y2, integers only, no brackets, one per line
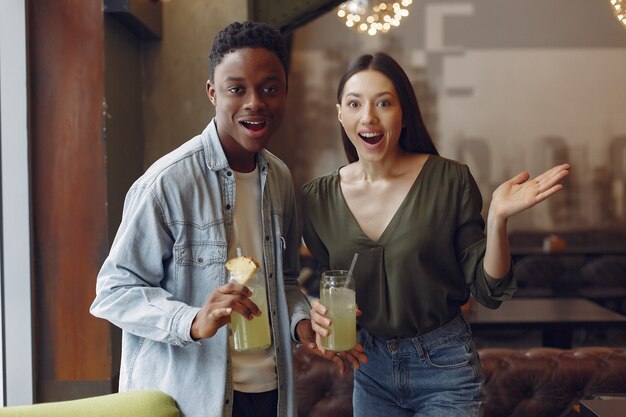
1,0,626,408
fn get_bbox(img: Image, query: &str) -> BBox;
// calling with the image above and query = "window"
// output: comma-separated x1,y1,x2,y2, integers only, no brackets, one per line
0,0,34,406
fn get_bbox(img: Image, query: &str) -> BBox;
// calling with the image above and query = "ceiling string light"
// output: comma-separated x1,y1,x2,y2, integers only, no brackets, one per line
337,0,413,36
610,0,626,28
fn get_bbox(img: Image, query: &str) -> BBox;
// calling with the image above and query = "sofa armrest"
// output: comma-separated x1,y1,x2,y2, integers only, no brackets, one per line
0,390,179,417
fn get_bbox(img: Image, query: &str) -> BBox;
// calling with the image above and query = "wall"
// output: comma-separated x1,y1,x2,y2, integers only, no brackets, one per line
141,0,248,168
277,0,626,232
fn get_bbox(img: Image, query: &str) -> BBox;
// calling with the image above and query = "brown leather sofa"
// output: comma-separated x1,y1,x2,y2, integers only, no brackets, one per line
294,348,354,417
294,346,626,417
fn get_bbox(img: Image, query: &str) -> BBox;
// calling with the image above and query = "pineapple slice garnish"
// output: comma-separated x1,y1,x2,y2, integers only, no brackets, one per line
226,256,260,285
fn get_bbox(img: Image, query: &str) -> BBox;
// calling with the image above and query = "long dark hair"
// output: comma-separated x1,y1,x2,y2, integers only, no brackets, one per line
337,53,438,162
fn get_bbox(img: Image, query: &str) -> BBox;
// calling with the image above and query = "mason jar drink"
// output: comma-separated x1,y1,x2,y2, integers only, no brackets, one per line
320,270,356,351
229,271,272,351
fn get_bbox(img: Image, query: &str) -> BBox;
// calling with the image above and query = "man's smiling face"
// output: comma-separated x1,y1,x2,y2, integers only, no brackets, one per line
207,47,287,172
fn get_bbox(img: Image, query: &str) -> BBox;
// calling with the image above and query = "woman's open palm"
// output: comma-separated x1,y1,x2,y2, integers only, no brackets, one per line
490,163,570,220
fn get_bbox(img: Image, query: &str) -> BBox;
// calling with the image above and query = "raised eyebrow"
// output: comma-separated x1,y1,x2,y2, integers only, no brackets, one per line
375,91,394,99
344,91,394,99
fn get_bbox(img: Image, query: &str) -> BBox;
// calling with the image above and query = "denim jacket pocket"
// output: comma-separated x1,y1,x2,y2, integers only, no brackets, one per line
175,241,226,268
173,241,227,305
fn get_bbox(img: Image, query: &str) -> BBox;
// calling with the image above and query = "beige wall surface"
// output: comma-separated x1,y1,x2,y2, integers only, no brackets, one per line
281,0,626,232
142,0,248,168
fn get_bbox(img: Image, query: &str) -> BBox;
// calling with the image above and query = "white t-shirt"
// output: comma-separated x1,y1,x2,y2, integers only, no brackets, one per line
228,166,277,393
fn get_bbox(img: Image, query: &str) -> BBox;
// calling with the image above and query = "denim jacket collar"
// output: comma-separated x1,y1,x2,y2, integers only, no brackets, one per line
203,119,269,174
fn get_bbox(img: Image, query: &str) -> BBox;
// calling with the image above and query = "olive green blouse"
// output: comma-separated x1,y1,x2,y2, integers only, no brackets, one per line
302,155,517,339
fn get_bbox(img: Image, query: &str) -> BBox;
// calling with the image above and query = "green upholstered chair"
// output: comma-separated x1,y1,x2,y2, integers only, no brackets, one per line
0,390,180,417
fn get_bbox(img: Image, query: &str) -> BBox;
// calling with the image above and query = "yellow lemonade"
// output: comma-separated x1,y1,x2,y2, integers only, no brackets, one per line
320,286,356,351
230,285,272,351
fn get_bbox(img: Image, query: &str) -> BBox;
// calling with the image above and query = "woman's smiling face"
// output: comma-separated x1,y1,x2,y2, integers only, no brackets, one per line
337,69,404,162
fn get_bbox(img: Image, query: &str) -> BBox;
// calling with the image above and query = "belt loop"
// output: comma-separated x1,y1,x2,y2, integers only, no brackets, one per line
411,334,425,358
361,328,374,350
459,312,472,334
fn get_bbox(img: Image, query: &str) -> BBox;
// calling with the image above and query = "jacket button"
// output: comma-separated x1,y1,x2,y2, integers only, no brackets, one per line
265,235,270,241
225,399,230,405
227,171,232,176
226,204,231,210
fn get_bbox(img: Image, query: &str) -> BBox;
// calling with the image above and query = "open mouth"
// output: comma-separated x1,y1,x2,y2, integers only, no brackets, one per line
240,120,267,132
359,132,384,145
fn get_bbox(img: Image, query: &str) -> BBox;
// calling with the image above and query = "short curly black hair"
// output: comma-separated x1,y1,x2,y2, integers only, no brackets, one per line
209,21,289,82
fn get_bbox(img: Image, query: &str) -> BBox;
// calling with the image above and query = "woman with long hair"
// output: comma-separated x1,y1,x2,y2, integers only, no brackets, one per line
302,53,569,417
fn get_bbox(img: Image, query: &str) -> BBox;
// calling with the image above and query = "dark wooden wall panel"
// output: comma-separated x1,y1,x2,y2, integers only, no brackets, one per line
28,0,113,401
251,0,343,33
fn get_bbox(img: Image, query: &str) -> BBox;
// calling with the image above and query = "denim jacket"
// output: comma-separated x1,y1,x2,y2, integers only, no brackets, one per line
90,120,310,417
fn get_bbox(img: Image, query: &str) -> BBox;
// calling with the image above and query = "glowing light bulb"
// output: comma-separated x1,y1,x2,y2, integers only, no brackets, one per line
337,0,413,35
609,0,626,29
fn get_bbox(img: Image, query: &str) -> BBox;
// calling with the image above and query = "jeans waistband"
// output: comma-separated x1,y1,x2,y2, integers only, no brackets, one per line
362,315,471,355
413,314,471,350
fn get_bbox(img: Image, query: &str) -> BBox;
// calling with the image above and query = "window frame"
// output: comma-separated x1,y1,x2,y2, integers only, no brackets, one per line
0,0,34,406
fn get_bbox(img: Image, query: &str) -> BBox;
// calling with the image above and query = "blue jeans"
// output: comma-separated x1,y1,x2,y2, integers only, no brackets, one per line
354,315,485,417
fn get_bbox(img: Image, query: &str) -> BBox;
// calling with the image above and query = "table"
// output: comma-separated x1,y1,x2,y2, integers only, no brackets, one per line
511,246,626,257
463,298,626,348
510,247,626,269
580,398,626,417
